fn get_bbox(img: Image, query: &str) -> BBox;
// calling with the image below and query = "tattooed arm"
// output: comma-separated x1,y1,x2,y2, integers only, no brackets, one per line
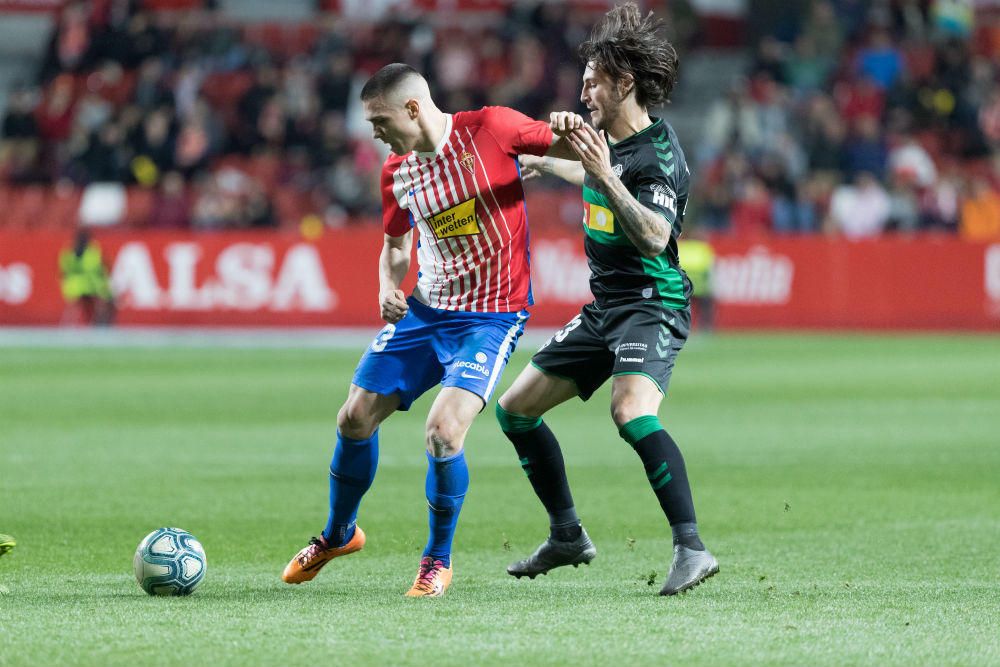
594,169,670,257
568,124,669,258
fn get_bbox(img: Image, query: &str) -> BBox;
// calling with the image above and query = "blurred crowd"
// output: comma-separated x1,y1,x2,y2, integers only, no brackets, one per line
695,0,1000,240
0,0,998,239
0,0,683,230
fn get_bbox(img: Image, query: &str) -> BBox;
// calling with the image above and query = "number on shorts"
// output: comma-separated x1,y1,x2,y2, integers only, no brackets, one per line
541,314,582,350
371,324,396,352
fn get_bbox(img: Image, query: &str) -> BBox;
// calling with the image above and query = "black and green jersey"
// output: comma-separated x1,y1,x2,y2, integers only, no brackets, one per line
581,117,691,309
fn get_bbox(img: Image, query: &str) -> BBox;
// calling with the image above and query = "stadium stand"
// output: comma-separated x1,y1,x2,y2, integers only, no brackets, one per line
0,0,998,238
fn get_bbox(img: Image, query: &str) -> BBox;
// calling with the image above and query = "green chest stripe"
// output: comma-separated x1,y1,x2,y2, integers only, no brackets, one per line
582,185,609,208
641,254,688,308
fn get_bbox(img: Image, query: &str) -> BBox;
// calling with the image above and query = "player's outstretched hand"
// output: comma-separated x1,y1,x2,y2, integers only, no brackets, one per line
380,289,408,323
569,124,613,183
549,111,584,137
518,155,545,181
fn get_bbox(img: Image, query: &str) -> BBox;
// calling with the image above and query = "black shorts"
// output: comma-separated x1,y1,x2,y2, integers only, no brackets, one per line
531,301,690,401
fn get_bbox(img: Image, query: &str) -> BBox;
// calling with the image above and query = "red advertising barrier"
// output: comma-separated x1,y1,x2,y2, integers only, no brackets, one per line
0,230,390,327
708,236,1000,330
2,229,999,330
0,229,590,328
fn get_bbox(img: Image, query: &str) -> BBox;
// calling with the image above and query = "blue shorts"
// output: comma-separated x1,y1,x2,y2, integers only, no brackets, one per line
352,297,529,411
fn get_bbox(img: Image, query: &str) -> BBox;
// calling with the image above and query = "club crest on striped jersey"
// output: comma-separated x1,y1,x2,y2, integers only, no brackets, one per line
427,197,480,239
460,151,475,175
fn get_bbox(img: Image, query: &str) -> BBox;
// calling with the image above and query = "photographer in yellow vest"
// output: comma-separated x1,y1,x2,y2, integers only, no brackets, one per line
59,229,115,326
678,230,715,332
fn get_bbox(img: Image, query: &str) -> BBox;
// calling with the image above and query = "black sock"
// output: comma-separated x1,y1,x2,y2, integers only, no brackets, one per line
499,413,581,542
620,417,704,551
670,522,704,551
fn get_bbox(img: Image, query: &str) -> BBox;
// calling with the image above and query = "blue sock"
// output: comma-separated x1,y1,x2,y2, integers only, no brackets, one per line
322,430,379,547
422,451,469,567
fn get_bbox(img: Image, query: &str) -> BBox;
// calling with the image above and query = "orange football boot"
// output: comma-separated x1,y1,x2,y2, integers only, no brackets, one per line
404,556,453,597
281,527,366,584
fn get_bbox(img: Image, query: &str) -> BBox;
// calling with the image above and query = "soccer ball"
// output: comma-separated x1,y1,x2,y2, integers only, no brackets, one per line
133,527,207,596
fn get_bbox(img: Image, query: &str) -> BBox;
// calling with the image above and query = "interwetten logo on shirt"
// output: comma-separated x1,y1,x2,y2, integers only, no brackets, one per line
428,198,480,239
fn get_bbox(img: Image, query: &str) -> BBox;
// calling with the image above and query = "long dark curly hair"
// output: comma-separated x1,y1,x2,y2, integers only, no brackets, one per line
579,2,680,108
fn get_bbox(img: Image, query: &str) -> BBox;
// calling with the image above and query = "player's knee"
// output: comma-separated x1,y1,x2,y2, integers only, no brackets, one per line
337,400,379,439
610,397,649,429
425,418,464,458
495,402,542,435
497,388,536,417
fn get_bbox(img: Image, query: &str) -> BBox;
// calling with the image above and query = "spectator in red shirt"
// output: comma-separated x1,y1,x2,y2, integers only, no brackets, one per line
35,75,76,145
54,2,93,74
148,170,190,230
836,76,886,123
731,176,774,236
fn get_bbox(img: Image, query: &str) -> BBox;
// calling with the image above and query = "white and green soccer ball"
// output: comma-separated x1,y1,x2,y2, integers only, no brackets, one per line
133,527,206,596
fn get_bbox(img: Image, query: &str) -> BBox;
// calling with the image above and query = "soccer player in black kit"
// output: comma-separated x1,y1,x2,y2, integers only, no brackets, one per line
496,3,718,595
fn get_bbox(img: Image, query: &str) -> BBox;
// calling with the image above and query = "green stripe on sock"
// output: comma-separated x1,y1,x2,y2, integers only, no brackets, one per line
519,457,533,476
619,415,664,446
652,472,673,489
496,404,542,433
647,461,668,481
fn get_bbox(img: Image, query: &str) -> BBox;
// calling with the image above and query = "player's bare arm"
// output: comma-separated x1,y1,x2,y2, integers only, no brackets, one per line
518,155,586,186
569,124,669,258
518,111,586,184
378,230,412,323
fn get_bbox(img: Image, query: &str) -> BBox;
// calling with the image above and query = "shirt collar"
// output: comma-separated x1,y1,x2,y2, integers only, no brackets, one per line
415,114,453,159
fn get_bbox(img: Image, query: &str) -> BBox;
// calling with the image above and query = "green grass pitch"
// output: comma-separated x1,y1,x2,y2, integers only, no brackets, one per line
1,334,999,666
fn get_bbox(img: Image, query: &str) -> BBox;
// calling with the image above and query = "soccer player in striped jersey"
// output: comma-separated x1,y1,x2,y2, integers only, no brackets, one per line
496,3,719,595
281,63,583,597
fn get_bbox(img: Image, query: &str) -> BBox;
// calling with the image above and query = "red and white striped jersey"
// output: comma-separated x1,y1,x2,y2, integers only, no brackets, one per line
381,107,553,312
